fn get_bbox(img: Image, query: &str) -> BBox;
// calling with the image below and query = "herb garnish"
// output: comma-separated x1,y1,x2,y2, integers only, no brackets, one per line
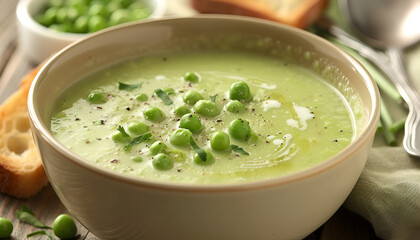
124,133,152,151
117,125,130,137
210,95,217,102
154,88,173,105
190,137,207,161
119,82,142,91
231,145,250,155
16,205,51,229
27,230,54,240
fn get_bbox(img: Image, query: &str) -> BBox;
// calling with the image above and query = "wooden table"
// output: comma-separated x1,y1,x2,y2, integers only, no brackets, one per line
0,0,382,239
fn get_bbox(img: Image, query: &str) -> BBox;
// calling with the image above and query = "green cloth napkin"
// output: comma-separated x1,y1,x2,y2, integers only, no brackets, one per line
344,147,420,239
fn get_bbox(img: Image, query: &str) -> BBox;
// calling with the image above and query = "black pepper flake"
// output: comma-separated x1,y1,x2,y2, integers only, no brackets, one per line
75,118,80,121
340,130,343,132
177,169,182,172
216,119,223,122
251,108,255,112
324,127,327,129
235,154,240,157
96,106,103,110
85,140,90,144
266,141,270,143
96,138,102,140
333,139,338,142
126,107,131,111
110,159,119,163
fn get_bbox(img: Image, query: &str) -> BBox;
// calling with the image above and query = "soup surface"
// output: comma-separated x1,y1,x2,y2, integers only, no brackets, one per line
50,50,360,184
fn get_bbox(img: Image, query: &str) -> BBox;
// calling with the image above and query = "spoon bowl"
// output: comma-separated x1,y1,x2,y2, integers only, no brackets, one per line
345,0,420,49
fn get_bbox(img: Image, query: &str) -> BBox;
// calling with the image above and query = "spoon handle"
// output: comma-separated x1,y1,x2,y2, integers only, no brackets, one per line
386,48,420,156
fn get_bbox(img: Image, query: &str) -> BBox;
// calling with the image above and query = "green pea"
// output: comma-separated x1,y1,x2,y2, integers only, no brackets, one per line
170,128,192,146
136,93,148,102
131,156,143,162
106,2,124,16
127,122,149,136
128,2,147,9
68,0,88,14
193,100,220,117
193,150,215,165
87,92,107,104
38,7,58,26
149,141,167,155
132,8,151,20
73,15,89,33
179,113,202,132
50,23,72,32
111,132,130,143
163,87,175,95
183,72,200,82
228,118,251,141
88,3,108,18
152,153,174,170
116,0,133,8
66,7,79,22
88,15,107,32
229,81,252,101
182,90,203,105
226,100,245,113
0,218,13,238
49,0,64,7
53,214,77,240
210,131,230,151
143,106,164,122
174,105,191,117
109,9,132,26
55,7,67,23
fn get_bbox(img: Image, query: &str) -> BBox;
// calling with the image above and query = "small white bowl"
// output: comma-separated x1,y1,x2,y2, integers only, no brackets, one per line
16,0,166,63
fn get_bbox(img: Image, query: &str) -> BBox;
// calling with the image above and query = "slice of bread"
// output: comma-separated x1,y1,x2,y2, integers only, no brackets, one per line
0,65,48,198
190,0,328,29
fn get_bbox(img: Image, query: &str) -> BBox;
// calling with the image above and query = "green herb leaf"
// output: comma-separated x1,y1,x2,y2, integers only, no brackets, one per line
21,204,34,215
27,230,54,240
117,125,130,138
231,145,250,155
119,82,142,91
210,95,217,102
16,205,51,229
154,88,173,105
190,137,207,161
124,133,152,151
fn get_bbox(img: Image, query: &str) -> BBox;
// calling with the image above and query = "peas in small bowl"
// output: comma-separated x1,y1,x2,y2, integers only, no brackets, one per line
16,0,166,63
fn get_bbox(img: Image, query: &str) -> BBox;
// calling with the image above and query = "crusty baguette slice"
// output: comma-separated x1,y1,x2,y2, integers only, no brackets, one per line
190,0,328,29
0,65,48,198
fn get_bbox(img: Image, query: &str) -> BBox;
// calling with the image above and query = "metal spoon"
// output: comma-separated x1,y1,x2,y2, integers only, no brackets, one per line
341,0,420,156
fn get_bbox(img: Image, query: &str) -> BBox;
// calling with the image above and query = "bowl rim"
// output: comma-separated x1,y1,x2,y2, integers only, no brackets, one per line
16,0,167,41
28,15,380,193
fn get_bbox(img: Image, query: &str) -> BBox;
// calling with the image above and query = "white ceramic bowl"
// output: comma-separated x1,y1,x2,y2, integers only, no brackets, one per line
16,0,166,64
28,16,380,240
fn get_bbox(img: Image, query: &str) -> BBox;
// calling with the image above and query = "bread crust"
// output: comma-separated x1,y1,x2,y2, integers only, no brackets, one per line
0,65,48,198
191,0,328,29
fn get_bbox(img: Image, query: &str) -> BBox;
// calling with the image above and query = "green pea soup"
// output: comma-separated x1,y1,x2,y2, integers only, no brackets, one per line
50,49,363,184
